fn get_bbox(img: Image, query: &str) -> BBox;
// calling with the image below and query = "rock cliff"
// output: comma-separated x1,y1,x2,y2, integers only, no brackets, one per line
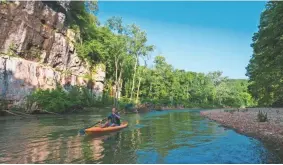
0,1,105,105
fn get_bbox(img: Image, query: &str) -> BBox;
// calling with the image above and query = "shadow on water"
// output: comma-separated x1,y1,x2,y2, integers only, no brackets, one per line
0,110,281,163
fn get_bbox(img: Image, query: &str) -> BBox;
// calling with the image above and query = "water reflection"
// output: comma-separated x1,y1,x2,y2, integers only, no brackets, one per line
91,137,104,161
0,110,281,163
65,136,83,163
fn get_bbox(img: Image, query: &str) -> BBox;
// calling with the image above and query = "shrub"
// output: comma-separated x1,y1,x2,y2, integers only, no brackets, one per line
257,110,268,122
26,86,102,113
118,96,134,111
26,87,73,113
99,92,113,106
0,99,9,110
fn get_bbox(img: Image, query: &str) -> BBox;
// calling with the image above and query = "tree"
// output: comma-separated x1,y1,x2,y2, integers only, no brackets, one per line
246,2,283,106
128,24,154,101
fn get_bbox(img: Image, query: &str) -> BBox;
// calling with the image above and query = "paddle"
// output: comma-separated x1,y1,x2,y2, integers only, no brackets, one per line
79,110,122,135
78,118,107,135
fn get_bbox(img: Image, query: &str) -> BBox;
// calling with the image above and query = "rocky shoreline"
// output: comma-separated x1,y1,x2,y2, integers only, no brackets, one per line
200,108,283,160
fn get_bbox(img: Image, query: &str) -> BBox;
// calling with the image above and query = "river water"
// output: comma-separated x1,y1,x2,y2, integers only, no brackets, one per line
0,109,281,163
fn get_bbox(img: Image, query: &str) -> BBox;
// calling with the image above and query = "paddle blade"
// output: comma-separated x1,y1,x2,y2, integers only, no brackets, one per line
79,129,86,135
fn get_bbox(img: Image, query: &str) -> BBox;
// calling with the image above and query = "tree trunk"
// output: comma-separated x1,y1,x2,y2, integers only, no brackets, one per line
135,77,142,103
113,84,117,107
130,56,138,101
149,82,152,97
116,56,125,108
118,66,123,100
114,56,118,108
187,85,189,99
119,79,123,99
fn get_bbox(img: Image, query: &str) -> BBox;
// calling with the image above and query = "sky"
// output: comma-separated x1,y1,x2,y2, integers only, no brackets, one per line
97,1,266,79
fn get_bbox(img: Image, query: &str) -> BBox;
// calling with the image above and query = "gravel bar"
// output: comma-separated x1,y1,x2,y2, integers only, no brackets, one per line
200,108,283,160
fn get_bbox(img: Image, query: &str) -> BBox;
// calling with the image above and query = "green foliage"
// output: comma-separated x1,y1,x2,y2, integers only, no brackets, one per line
75,26,112,64
7,44,18,57
61,69,72,77
0,99,9,110
246,2,283,107
26,86,106,113
27,87,73,113
22,46,41,61
65,1,113,66
257,110,268,122
0,0,8,5
67,1,99,41
135,56,255,108
6,43,41,61
100,92,113,106
118,96,134,111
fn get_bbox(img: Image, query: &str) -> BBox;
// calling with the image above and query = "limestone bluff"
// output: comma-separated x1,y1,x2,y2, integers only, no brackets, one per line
0,1,105,106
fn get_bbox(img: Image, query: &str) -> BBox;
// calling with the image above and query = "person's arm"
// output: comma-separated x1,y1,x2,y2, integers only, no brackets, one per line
114,113,121,119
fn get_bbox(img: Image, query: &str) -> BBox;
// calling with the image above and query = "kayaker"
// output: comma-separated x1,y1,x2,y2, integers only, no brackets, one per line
101,107,121,128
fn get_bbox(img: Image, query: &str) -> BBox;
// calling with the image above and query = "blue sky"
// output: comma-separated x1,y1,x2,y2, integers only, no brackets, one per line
97,1,266,79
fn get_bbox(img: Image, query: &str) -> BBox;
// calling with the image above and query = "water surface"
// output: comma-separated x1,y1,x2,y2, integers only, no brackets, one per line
0,109,281,163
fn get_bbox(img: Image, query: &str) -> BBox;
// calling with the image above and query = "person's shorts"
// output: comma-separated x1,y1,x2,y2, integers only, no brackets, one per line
107,122,120,126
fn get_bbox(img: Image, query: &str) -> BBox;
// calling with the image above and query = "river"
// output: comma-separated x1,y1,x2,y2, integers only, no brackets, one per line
0,109,281,163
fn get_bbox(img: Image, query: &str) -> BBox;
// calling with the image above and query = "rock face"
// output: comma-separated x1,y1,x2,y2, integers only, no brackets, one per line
0,2,105,104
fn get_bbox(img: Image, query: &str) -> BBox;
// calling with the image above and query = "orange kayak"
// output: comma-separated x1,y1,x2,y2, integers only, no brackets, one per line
85,121,128,134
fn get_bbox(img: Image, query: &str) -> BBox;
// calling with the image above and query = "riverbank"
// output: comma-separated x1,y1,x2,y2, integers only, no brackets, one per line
200,108,283,159
0,101,151,117
157,106,223,111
